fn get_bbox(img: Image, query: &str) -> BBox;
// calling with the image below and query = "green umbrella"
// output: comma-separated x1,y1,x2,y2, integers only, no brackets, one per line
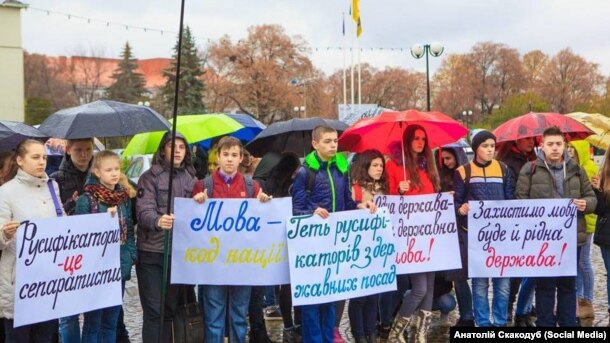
122,113,244,156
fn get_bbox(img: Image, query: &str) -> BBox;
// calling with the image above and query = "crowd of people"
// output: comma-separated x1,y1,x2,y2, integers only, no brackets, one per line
0,122,609,343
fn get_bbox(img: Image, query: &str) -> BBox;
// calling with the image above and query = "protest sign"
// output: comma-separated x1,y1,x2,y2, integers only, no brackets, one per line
286,209,396,306
468,199,577,278
171,197,292,285
375,193,461,274
14,213,121,327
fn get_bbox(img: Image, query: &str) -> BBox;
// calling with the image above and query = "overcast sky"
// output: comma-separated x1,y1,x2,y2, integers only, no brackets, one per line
19,0,610,77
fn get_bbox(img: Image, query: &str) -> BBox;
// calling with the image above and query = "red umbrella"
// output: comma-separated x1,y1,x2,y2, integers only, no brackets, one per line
493,112,593,143
338,109,468,154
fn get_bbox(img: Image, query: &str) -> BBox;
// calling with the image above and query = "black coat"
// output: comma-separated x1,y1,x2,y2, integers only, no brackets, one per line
50,156,89,215
594,189,610,249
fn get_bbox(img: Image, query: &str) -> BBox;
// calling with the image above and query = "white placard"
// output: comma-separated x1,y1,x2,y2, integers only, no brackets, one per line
171,197,292,285
374,193,462,274
468,199,577,278
286,209,396,306
14,213,122,327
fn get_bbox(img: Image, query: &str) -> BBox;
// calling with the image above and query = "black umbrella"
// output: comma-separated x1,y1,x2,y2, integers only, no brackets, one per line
38,100,171,139
245,117,349,157
0,120,48,152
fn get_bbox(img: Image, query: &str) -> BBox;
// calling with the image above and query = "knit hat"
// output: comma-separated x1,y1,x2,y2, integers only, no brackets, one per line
471,130,496,153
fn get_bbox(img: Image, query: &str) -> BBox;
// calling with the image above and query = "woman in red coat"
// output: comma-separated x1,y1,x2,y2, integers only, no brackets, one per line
386,124,440,343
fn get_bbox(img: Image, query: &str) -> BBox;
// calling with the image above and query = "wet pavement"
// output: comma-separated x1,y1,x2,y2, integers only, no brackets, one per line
123,245,610,342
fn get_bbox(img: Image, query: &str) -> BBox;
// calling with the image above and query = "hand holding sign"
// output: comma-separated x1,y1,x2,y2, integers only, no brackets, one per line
357,200,377,214
1,220,20,240
572,199,586,212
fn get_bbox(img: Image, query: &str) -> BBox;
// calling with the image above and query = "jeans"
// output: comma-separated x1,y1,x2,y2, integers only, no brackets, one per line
301,303,335,343
432,292,456,314
202,285,251,343
601,246,610,310
4,319,57,343
99,305,122,343
398,272,435,317
136,251,184,343
454,279,474,321
535,276,577,326
472,277,510,326
576,234,594,301
59,311,102,343
515,278,536,316
348,295,378,337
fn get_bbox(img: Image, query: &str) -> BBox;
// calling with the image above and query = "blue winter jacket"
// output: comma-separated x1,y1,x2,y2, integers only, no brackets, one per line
292,151,358,215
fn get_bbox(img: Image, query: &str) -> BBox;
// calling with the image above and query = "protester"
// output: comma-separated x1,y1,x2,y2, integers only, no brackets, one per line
72,151,137,342
454,130,514,327
239,149,260,177
497,137,537,325
591,147,610,327
135,131,197,342
50,138,96,342
385,125,440,342
435,146,474,327
251,151,301,343
292,125,376,343
348,149,387,343
515,126,596,327
192,136,272,343
0,139,63,342
568,141,598,326
50,138,94,215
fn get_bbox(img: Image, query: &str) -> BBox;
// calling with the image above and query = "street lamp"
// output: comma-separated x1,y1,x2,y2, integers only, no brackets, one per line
410,42,444,111
293,106,306,118
462,110,473,129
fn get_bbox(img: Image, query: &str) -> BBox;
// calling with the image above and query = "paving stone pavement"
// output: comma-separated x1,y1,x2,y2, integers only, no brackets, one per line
123,245,610,342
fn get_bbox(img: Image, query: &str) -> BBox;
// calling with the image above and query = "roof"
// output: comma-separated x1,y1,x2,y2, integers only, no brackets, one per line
46,55,171,89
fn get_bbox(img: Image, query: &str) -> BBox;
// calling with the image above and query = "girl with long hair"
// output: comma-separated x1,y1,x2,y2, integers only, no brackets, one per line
348,149,388,343
0,139,64,342
385,125,440,343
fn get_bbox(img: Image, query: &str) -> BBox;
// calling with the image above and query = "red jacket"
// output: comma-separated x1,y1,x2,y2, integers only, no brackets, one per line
385,159,436,195
192,170,261,199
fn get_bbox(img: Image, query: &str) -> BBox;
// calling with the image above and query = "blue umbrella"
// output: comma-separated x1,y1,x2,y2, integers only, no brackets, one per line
196,113,266,149
0,121,48,152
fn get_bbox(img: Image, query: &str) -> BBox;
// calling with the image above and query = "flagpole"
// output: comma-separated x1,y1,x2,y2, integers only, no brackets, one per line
350,25,355,111
342,12,347,110
357,36,361,109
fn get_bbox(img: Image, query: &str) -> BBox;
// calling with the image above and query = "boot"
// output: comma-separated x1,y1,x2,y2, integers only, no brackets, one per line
365,332,377,343
578,298,595,326
387,314,411,343
413,310,432,343
514,315,535,327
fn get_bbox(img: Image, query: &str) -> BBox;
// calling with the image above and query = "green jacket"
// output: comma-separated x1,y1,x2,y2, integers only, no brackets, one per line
515,153,597,246
571,140,598,234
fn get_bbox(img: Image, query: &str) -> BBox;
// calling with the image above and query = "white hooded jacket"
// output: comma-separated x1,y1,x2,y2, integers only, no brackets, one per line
0,168,64,319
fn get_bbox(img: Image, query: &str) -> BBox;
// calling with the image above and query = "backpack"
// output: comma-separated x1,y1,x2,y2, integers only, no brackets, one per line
203,175,255,198
289,166,316,200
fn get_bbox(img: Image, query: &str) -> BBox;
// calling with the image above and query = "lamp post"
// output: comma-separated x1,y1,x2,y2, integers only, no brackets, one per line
293,106,306,118
462,110,473,129
410,42,444,111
